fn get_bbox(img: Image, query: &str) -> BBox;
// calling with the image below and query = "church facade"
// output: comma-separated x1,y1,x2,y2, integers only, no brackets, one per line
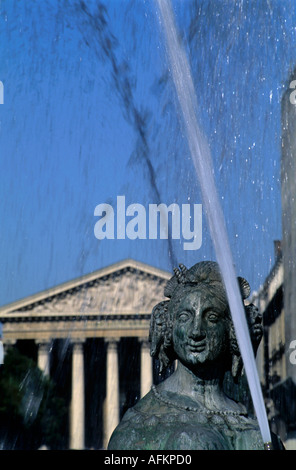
0,259,171,449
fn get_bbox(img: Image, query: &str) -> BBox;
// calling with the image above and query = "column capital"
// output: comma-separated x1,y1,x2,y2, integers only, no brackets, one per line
104,336,120,342
104,337,120,348
71,341,85,355
35,339,53,351
70,338,86,345
35,338,52,345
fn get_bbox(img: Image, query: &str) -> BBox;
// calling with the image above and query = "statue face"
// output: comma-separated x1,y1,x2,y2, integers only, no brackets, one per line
172,287,229,369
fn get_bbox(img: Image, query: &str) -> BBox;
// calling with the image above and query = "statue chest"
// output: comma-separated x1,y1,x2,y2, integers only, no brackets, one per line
139,414,263,450
115,408,264,450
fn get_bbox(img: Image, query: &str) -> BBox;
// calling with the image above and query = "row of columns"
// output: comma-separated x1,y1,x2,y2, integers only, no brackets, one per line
35,337,153,450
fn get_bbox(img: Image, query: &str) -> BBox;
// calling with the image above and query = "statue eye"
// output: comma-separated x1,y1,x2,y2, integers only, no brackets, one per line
207,312,219,323
177,311,191,322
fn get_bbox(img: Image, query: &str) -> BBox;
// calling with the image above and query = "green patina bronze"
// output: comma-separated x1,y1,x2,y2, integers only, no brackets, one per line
108,261,282,450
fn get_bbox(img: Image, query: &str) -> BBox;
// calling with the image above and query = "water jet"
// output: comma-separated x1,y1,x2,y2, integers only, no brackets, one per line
154,0,272,448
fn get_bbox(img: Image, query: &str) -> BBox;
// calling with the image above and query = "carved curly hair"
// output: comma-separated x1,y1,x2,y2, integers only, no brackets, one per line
149,261,262,381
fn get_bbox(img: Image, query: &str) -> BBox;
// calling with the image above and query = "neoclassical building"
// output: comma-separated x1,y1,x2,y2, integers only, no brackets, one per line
251,244,296,450
249,70,296,449
0,259,171,449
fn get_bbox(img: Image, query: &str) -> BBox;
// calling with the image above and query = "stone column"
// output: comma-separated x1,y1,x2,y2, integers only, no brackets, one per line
70,340,85,450
36,340,52,377
140,338,153,398
103,338,119,449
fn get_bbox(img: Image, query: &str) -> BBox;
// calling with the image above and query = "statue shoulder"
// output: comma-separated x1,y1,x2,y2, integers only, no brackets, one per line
107,390,164,450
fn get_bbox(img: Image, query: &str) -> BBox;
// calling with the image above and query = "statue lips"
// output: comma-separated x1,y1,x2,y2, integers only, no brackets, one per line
187,341,206,352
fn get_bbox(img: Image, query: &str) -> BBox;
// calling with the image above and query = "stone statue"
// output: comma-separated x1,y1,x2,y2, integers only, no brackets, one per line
108,261,283,450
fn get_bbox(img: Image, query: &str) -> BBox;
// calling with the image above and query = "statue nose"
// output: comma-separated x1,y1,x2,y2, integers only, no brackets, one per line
190,315,205,339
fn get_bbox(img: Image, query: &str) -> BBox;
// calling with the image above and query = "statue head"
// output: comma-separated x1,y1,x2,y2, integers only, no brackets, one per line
149,261,262,381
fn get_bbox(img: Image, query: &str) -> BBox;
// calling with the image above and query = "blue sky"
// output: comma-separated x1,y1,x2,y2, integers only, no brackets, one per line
1,0,296,306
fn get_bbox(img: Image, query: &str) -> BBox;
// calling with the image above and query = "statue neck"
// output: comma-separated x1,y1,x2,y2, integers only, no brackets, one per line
159,361,232,411
173,361,224,392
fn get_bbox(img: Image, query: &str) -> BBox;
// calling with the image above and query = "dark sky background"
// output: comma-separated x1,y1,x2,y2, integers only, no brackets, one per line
1,0,296,307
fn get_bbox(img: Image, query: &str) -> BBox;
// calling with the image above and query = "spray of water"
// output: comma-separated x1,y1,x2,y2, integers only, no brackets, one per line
155,0,272,447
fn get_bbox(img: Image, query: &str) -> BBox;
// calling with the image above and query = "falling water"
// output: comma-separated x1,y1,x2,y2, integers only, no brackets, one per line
155,0,272,446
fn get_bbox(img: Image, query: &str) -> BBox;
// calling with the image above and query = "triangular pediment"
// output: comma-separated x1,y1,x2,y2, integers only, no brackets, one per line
0,259,171,317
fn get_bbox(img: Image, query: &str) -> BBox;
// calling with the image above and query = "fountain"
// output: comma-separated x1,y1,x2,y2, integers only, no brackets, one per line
108,261,283,450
